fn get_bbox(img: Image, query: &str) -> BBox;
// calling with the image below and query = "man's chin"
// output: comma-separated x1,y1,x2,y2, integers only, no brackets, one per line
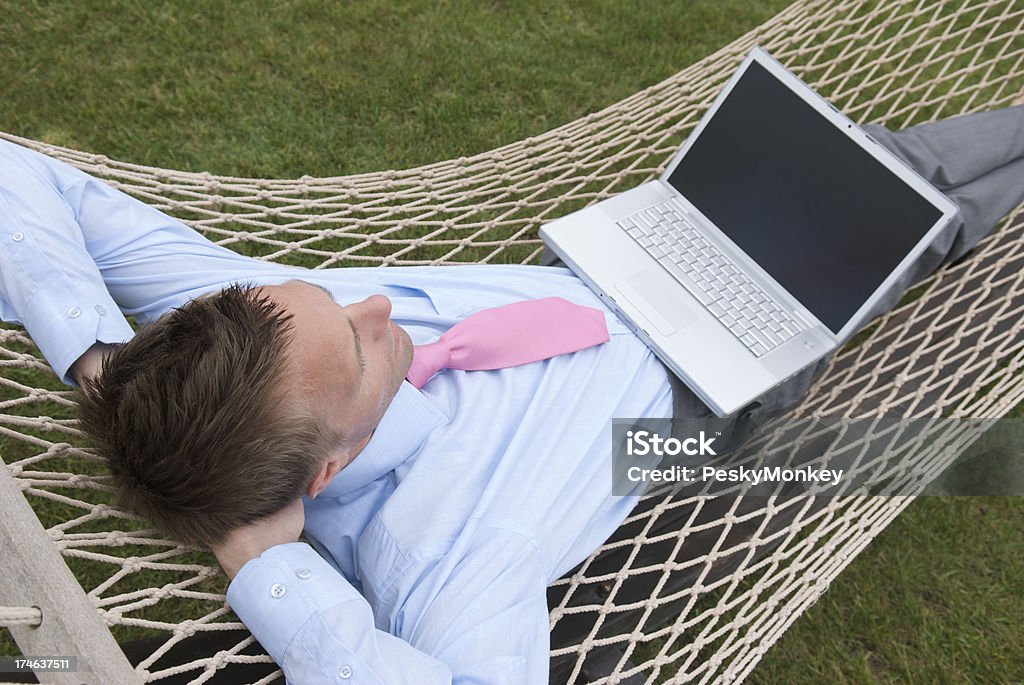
395,325,415,378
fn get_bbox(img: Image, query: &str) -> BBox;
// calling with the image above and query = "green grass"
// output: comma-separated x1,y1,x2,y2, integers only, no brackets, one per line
1,1,1022,683
1,0,789,177
747,497,1024,685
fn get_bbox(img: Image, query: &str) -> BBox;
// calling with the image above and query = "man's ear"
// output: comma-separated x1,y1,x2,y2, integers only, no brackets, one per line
307,453,348,500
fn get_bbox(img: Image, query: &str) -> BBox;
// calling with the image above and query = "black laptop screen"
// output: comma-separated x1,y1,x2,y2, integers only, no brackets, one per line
667,60,944,334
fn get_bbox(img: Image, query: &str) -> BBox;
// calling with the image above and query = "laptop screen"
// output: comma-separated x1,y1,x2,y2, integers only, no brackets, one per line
667,60,943,334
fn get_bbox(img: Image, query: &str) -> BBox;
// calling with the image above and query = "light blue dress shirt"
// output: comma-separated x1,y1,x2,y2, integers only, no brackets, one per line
0,138,673,684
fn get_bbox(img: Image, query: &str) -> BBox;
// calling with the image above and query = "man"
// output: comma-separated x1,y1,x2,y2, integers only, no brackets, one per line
1,105,1022,684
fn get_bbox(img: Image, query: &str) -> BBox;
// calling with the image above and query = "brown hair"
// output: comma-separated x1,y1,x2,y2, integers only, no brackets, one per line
76,285,332,547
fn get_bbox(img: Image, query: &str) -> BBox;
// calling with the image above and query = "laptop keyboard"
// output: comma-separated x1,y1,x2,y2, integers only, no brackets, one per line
617,198,806,357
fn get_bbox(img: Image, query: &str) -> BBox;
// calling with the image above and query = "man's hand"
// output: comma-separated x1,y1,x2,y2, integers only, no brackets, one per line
70,342,119,386
210,498,305,580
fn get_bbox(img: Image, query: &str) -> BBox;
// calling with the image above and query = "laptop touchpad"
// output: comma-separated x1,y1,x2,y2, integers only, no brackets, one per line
615,270,697,336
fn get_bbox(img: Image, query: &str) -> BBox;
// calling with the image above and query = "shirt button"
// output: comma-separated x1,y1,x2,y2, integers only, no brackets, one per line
338,665,352,679
11,232,24,242
295,568,312,580
270,583,286,599
94,305,107,316
67,307,82,319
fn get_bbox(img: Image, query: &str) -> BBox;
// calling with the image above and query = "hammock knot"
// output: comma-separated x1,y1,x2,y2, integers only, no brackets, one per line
207,651,230,670
197,566,218,580
47,442,72,456
176,620,198,637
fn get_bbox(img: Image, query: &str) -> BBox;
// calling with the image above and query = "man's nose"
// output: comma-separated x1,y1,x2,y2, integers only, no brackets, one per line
352,294,392,329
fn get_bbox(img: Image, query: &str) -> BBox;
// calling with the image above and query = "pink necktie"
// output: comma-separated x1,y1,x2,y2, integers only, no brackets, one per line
405,297,610,388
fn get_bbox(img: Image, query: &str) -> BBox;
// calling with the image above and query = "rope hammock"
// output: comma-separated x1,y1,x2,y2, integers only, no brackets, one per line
2,0,1023,682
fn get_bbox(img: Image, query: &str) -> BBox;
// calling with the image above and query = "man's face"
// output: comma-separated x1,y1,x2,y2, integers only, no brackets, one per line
255,280,414,460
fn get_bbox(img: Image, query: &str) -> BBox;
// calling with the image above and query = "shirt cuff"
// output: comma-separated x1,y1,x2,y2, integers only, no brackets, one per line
19,274,134,386
225,542,364,666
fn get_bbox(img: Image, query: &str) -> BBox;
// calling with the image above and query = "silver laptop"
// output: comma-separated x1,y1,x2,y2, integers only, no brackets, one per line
540,47,958,417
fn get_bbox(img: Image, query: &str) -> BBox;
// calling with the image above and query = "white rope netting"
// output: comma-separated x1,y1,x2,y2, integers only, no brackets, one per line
0,607,41,628
1,0,1023,683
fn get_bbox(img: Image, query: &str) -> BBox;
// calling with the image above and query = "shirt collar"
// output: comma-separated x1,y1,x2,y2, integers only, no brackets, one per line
318,381,448,497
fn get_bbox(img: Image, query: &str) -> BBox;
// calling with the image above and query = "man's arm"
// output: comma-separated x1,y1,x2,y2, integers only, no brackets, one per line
0,143,136,384
0,138,292,384
229,543,459,684
217,506,550,684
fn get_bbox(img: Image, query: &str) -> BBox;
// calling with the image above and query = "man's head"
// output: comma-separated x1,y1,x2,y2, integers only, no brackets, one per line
77,281,413,547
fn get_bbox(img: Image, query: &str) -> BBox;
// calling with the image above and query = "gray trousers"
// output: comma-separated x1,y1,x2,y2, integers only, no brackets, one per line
542,105,1024,426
